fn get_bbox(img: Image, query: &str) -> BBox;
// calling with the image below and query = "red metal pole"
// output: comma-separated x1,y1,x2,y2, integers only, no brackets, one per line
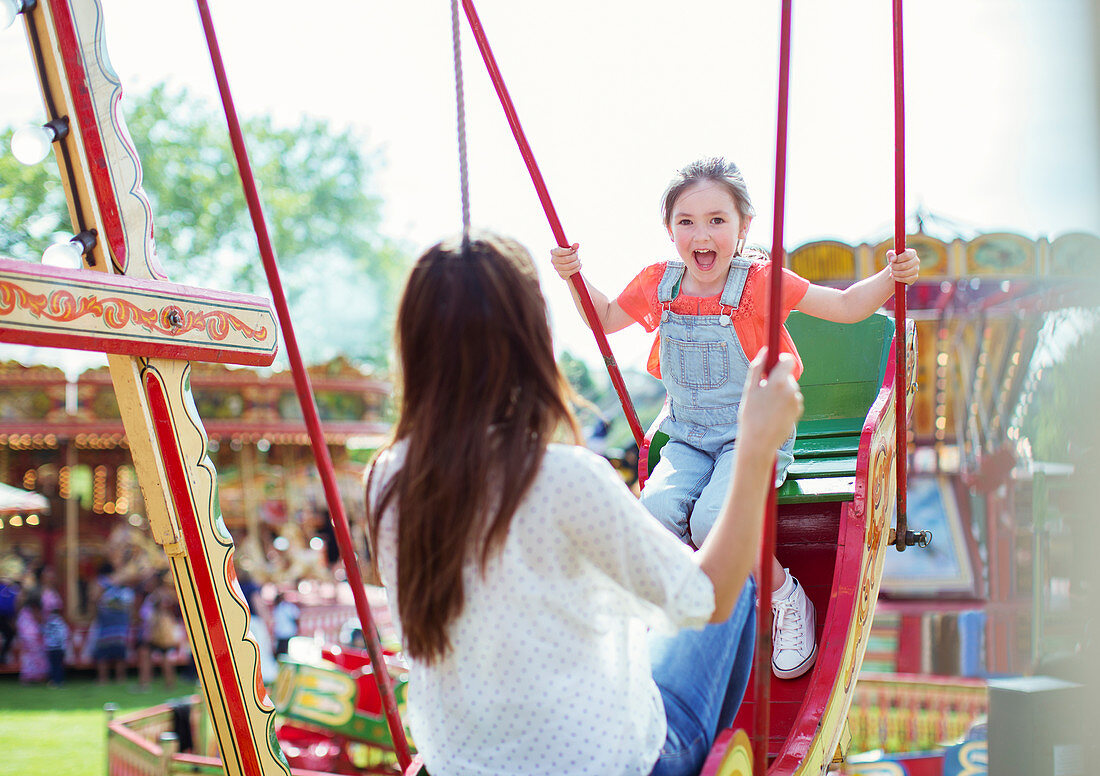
892,0,909,551
754,1,793,771
459,0,646,451
193,2,413,769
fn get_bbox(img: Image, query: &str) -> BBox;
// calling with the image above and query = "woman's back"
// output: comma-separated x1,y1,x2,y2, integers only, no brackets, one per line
366,232,802,776
370,442,713,776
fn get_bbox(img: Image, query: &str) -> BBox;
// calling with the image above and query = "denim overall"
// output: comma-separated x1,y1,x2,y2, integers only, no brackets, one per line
640,259,796,548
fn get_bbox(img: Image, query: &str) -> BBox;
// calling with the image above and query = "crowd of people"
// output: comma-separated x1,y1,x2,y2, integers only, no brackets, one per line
0,497,332,688
0,556,309,689
0,563,190,688
1,565,72,686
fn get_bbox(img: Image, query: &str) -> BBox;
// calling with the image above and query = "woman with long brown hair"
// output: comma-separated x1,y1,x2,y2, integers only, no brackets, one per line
366,232,802,776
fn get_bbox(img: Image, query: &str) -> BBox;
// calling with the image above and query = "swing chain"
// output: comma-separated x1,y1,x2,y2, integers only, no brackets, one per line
450,0,471,250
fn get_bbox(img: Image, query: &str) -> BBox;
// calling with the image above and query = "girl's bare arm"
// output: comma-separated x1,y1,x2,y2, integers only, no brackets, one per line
550,243,636,333
797,248,919,323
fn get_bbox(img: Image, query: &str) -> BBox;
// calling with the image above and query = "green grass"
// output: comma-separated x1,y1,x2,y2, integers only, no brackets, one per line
0,674,197,776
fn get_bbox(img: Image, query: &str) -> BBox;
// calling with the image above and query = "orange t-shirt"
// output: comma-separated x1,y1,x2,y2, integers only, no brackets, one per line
615,261,810,380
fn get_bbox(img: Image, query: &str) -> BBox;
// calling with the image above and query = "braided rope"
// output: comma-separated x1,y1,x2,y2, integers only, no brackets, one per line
451,0,471,249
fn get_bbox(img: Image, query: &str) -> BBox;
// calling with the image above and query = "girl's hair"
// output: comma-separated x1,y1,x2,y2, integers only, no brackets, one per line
366,232,581,664
661,156,757,227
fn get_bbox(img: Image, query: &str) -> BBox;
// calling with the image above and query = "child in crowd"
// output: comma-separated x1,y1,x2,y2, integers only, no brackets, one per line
237,569,278,683
91,564,135,684
0,577,18,666
16,590,48,683
42,602,69,687
551,156,919,678
272,592,300,658
37,566,63,616
139,576,183,690
366,233,802,776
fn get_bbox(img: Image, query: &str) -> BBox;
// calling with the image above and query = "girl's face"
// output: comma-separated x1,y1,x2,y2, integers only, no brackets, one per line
666,181,751,296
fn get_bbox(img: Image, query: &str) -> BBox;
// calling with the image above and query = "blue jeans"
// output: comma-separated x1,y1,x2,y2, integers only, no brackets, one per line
643,438,795,548
648,577,757,776
47,648,65,685
642,439,739,549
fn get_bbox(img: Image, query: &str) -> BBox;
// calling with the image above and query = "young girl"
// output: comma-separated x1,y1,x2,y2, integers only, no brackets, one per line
42,602,69,687
551,156,919,679
366,233,803,776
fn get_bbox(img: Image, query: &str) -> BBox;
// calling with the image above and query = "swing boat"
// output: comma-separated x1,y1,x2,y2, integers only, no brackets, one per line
674,311,917,774
447,1,925,771
3,0,925,774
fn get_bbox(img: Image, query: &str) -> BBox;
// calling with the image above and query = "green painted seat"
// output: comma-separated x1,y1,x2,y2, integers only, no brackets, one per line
645,311,895,504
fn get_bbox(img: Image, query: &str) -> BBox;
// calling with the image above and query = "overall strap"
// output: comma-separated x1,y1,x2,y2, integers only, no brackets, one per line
657,261,686,303
719,258,754,309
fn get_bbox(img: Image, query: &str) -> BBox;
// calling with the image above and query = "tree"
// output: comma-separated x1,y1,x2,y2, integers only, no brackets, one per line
1015,311,1100,675
1020,312,1100,474
558,350,599,399
0,132,69,261
1,83,408,367
557,349,668,452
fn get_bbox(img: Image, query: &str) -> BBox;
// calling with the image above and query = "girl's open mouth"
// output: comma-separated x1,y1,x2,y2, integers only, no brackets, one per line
693,250,717,270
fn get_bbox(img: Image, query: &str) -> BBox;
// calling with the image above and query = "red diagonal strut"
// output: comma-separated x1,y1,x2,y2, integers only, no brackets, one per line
193,1,413,769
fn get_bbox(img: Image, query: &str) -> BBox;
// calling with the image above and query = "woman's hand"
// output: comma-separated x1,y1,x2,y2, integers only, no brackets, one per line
546,243,634,333
737,351,804,455
887,248,920,285
550,243,582,280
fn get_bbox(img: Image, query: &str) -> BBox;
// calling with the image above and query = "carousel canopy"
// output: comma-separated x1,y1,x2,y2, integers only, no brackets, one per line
0,351,392,450
0,482,49,515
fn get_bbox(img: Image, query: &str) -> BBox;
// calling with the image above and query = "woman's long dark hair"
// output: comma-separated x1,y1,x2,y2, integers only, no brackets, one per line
366,233,581,663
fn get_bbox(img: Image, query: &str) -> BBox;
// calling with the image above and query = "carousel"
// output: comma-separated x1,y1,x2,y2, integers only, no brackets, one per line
1,0,1094,774
0,355,390,626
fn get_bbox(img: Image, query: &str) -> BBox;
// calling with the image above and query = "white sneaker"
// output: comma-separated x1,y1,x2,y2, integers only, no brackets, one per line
771,572,817,679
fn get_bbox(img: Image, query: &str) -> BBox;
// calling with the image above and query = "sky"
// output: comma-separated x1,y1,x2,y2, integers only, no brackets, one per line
1,0,1098,371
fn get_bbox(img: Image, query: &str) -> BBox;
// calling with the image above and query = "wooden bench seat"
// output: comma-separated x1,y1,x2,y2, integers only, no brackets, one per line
775,311,893,504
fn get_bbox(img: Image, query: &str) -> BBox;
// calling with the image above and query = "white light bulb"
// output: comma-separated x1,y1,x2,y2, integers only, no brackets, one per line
42,239,83,268
11,124,54,165
1,0,22,31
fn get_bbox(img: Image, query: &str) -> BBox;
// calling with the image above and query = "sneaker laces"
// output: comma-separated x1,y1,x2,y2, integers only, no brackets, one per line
772,598,805,651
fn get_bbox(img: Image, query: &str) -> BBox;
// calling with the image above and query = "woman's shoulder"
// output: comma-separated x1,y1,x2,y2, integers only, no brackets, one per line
545,442,610,469
542,443,620,486
545,442,610,466
370,440,407,467
363,441,406,493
